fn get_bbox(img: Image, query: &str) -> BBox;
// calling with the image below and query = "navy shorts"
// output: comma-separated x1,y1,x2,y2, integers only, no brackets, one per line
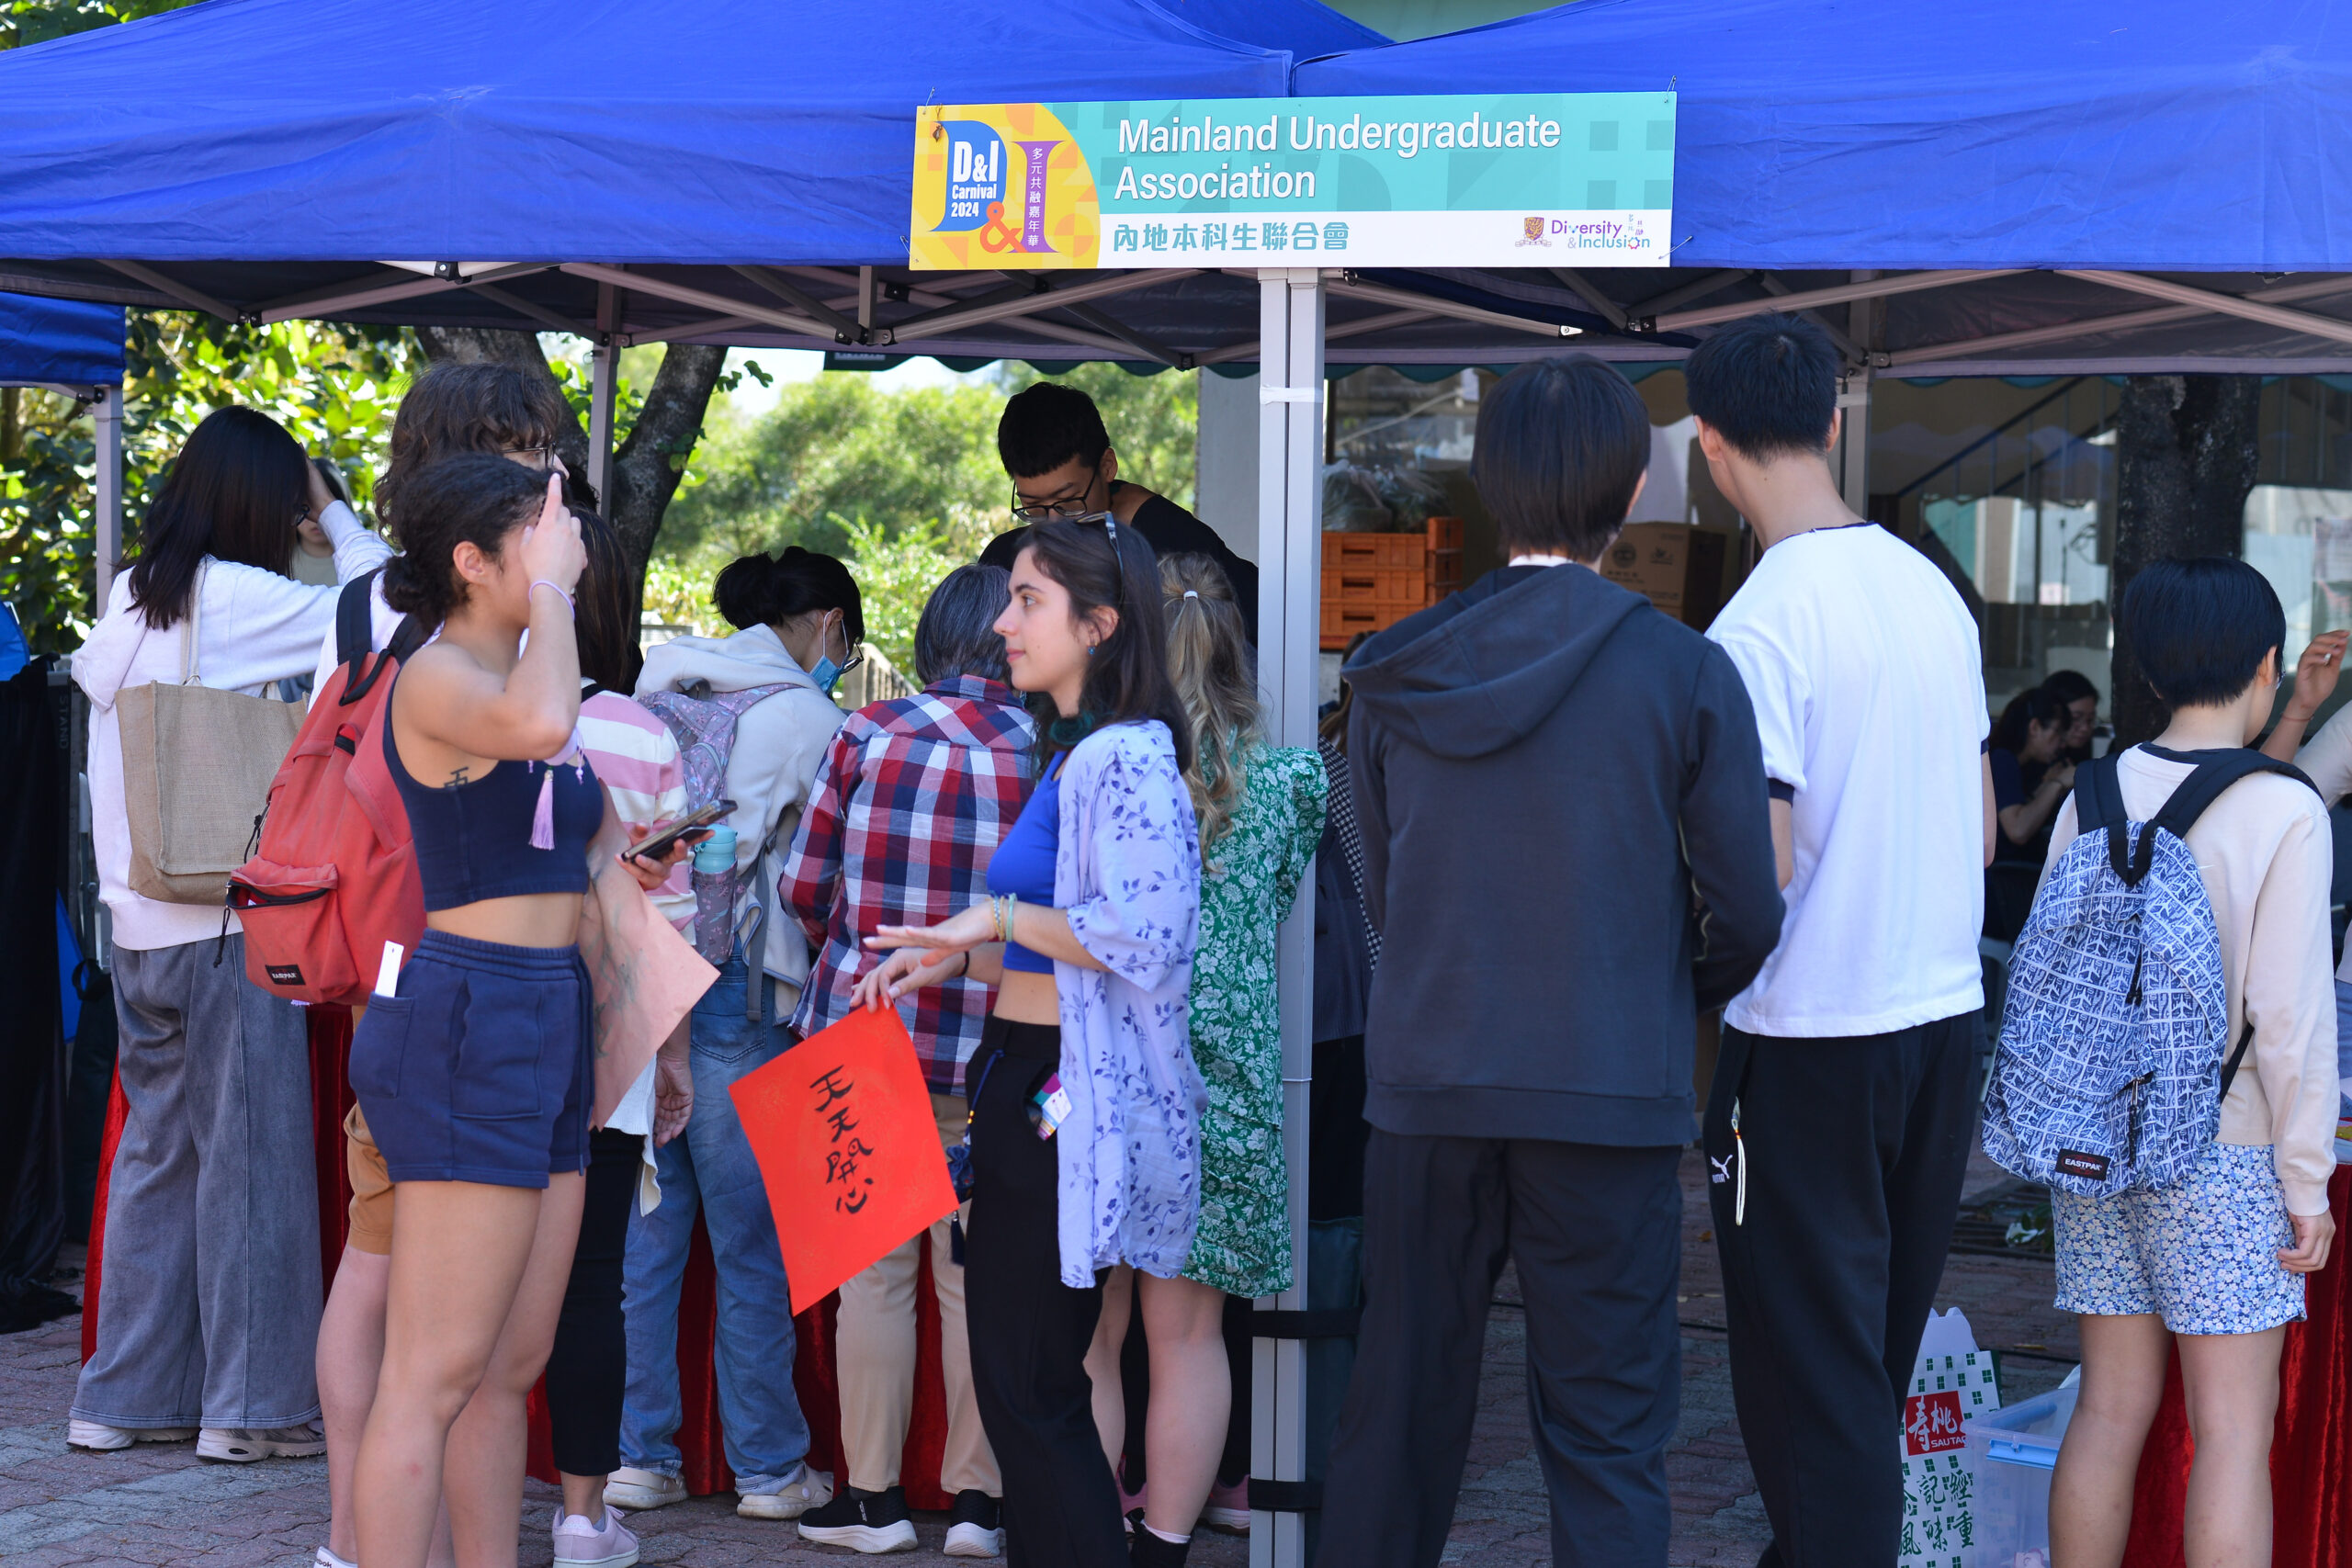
350,929,593,1189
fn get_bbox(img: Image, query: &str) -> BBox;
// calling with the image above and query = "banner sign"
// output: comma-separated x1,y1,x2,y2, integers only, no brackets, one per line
910,92,1674,271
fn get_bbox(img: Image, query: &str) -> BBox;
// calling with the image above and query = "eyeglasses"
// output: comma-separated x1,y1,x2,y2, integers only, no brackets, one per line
836,625,866,676
1009,486,1095,523
1009,457,1105,522
503,446,568,477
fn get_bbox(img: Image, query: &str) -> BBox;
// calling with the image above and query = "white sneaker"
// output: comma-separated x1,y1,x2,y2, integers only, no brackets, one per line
552,1506,640,1568
198,1425,326,1461
67,1420,196,1451
943,1489,1005,1558
602,1467,688,1511
314,1548,357,1568
737,1464,832,1520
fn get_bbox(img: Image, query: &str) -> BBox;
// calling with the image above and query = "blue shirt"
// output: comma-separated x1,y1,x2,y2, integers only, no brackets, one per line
988,752,1063,972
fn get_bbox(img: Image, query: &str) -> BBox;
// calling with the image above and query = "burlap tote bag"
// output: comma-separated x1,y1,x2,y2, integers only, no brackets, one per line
117,560,306,904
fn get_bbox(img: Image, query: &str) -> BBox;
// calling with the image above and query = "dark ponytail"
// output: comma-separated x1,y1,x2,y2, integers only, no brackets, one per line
1017,517,1191,776
379,456,548,624
712,546,864,646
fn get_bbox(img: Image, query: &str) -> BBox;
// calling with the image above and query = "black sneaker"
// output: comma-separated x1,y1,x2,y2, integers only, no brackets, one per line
943,1489,1004,1559
797,1484,917,1553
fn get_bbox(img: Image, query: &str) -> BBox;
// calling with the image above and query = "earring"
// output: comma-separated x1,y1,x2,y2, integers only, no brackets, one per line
1086,644,1097,658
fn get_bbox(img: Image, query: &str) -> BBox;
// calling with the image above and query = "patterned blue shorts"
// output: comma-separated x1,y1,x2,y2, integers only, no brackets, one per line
2052,1140,2305,1335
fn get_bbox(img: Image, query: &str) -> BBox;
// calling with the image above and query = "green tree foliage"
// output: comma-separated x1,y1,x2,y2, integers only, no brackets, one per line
4,0,190,47
655,361,1198,661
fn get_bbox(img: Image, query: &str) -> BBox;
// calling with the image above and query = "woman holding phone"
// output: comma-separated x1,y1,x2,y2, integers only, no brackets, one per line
856,515,1204,1567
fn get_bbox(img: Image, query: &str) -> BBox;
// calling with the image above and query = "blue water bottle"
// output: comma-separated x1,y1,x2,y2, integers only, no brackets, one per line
690,825,739,964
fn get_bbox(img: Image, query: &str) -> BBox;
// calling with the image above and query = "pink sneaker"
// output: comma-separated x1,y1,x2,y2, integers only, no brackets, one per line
1118,1466,1148,1534
1202,1477,1250,1534
552,1506,639,1567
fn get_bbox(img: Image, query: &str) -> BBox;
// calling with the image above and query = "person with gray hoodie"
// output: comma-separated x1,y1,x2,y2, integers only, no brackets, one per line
1313,356,1782,1568
605,547,857,1525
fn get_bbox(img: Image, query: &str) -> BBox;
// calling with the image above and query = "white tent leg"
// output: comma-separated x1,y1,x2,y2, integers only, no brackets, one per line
94,385,123,612
1838,368,1871,516
1252,265,1323,1568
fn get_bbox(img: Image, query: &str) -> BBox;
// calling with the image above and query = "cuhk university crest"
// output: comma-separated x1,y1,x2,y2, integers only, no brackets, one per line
1517,216,1549,247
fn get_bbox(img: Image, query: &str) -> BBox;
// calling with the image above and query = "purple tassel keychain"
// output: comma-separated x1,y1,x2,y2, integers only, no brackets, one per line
528,763,557,851
527,732,589,852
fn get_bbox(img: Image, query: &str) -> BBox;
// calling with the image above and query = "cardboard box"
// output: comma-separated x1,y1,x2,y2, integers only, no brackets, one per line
1600,523,1730,629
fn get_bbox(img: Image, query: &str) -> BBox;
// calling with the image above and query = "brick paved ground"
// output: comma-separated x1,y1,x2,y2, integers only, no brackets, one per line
1,1149,2073,1567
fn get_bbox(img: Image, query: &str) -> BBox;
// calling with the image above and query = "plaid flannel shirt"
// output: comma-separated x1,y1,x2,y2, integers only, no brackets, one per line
781,675,1036,1093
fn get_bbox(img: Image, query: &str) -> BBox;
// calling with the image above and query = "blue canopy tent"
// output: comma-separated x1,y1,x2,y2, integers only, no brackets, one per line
1295,0,2352,378
0,0,1363,371
0,291,123,389
0,290,125,647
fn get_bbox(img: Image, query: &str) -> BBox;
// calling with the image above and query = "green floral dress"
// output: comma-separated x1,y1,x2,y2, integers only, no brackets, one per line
1183,742,1328,1297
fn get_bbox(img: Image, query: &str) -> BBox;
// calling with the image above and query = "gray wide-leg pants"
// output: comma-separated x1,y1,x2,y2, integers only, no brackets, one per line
72,935,322,1430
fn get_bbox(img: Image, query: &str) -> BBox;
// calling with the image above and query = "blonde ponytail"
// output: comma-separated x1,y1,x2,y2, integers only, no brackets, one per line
1159,553,1261,863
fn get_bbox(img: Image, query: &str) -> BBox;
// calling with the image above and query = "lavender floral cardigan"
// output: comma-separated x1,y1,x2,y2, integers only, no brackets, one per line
1051,720,1205,1287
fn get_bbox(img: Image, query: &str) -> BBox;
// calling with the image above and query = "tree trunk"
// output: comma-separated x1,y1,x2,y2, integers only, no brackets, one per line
605,344,727,639
414,327,726,638
2108,375,2263,745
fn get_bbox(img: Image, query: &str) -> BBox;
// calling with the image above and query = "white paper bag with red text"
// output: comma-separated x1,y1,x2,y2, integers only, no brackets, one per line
1898,1307,2002,1568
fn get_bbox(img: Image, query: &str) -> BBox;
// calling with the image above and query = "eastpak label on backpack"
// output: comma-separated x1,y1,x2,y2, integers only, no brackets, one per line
1983,748,2318,1198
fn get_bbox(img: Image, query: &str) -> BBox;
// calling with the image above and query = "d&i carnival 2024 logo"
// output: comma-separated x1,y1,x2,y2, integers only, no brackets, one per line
912,106,1102,268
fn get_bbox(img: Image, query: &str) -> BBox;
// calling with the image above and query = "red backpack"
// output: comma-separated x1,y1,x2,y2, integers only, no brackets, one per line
229,571,429,1006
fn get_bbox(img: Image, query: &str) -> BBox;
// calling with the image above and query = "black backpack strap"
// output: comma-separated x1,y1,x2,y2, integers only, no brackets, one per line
2149,749,2319,839
385,612,428,664
2219,1021,2256,1102
2146,748,2320,1103
2072,752,2136,881
336,567,428,708
334,569,380,671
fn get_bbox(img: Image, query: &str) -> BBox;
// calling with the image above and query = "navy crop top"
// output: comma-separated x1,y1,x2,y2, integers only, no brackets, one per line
988,754,1063,974
384,677,603,911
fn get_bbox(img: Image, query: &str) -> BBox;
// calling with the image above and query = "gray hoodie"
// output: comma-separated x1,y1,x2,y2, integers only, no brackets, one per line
1344,563,1783,1145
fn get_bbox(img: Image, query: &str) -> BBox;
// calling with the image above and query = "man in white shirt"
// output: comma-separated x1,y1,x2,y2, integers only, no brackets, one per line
1689,313,1996,1568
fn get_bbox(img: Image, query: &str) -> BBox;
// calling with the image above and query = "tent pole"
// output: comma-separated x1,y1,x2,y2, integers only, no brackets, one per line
588,284,618,504
1839,276,1875,514
94,384,122,612
1252,265,1323,1568
1838,368,1871,515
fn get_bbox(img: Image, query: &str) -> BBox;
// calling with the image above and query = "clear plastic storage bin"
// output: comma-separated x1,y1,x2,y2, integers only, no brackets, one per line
1964,1382,2077,1568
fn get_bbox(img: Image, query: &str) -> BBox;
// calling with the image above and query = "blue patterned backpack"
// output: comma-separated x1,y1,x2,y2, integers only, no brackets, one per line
1983,747,2316,1198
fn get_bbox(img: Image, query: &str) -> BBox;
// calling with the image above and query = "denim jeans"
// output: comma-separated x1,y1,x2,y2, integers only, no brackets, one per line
619,955,809,1491
73,936,321,1429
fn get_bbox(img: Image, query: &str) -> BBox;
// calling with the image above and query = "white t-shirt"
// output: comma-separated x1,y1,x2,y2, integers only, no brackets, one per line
1707,523,1988,1037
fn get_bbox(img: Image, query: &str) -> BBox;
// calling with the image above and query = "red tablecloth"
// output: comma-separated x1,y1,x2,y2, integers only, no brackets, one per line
2122,1164,2352,1567
83,1005,956,1507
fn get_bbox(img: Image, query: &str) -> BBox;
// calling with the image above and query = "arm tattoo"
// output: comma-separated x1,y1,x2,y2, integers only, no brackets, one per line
443,765,470,788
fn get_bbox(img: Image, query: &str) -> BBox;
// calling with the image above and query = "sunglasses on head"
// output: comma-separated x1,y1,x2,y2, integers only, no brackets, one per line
1064,510,1126,606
